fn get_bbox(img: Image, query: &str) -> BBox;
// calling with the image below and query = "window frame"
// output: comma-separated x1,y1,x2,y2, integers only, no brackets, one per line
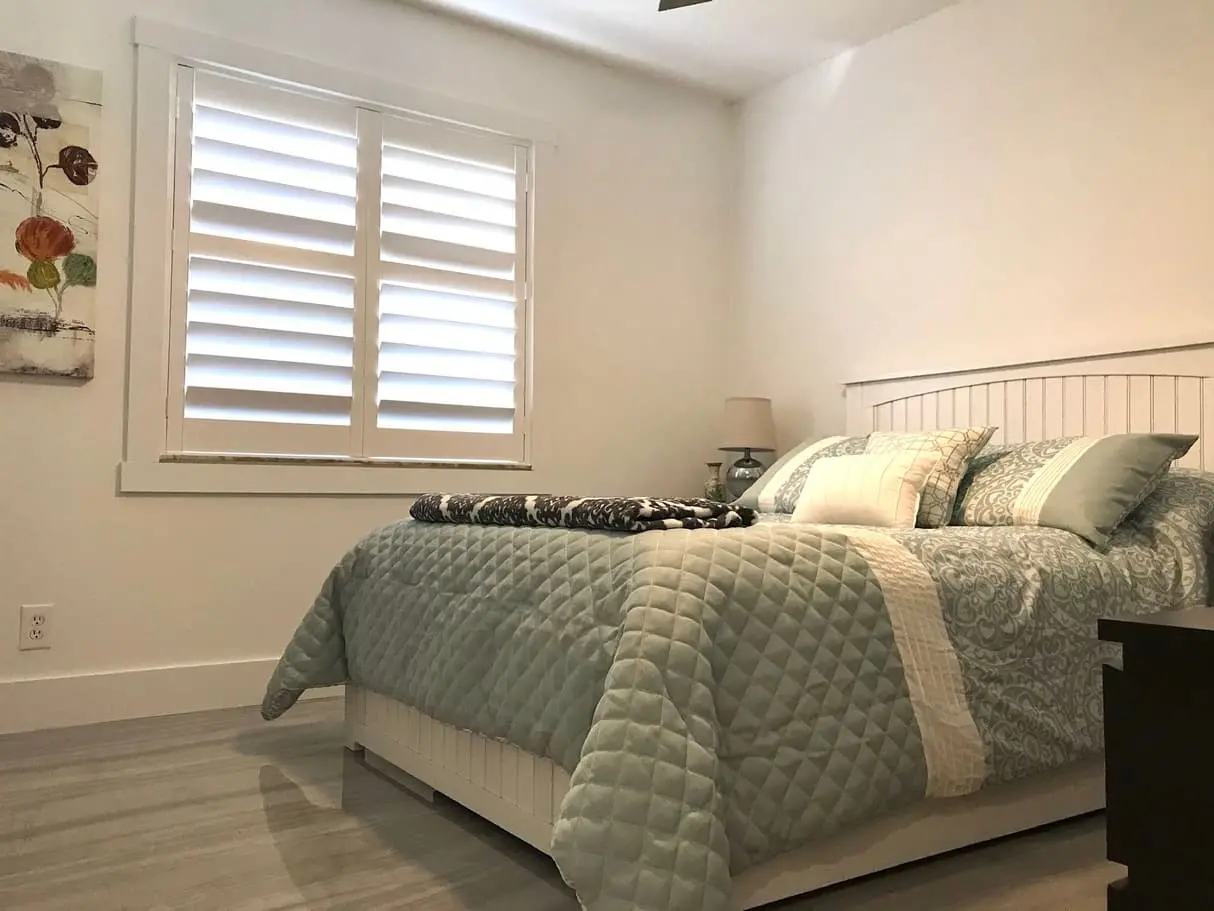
123,19,551,495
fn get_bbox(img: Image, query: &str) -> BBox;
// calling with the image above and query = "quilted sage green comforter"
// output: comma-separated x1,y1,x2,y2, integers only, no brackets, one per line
263,474,1213,911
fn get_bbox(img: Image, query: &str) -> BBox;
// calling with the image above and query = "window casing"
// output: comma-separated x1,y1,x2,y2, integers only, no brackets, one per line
164,66,531,466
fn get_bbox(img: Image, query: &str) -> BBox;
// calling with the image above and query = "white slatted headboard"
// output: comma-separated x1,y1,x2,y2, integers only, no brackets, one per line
844,341,1214,471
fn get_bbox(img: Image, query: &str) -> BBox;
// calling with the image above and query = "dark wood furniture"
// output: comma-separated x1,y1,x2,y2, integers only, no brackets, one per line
1099,607,1214,911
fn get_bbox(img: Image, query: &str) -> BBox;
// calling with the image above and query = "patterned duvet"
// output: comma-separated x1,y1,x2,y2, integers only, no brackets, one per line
263,471,1214,911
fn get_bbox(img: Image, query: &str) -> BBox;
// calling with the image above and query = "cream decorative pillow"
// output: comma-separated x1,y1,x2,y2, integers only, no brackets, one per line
791,451,942,528
865,427,996,528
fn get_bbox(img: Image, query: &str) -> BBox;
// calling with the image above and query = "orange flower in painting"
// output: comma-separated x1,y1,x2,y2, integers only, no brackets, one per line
14,216,75,262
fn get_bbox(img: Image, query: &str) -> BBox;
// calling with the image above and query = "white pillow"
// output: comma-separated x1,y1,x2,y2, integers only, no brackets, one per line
791,451,942,528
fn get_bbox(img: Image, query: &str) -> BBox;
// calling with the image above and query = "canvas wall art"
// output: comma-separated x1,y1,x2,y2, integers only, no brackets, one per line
0,50,100,379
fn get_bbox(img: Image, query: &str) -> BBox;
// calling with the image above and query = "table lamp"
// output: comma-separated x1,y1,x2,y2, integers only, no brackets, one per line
721,396,776,500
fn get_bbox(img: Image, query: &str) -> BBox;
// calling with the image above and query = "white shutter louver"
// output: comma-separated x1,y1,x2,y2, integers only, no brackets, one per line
167,67,530,464
174,69,360,456
367,116,528,462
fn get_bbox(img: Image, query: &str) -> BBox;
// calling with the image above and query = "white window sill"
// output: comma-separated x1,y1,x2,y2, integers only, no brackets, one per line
118,458,534,496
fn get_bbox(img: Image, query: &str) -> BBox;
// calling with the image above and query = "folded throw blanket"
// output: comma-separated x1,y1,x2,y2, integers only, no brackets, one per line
410,493,755,532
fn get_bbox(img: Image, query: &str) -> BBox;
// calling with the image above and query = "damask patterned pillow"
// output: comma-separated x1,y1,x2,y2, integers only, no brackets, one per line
1122,469,1214,539
733,434,869,513
1111,469,1214,603
952,433,1198,549
865,427,997,528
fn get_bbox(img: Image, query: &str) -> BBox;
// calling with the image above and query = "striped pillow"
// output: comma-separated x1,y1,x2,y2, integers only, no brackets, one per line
953,433,1198,548
865,427,996,528
734,435,869,513
791,451,942,528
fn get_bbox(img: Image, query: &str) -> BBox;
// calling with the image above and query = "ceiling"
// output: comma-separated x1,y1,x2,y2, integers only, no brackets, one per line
403,0,961,98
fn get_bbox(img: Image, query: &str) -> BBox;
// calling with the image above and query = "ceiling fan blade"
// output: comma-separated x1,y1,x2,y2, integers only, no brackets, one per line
659,0,713,10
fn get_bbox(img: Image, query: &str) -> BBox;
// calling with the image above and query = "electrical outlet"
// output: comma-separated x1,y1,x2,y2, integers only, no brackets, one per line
19,604,52,651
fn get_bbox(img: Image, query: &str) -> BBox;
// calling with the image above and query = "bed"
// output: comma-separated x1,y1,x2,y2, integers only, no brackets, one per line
263,341,1214,911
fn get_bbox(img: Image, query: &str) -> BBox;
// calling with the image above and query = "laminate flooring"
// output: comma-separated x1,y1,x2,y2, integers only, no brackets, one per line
0,699,1118,910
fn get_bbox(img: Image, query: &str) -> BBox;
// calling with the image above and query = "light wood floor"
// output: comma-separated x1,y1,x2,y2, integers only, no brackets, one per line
0,699,1119,910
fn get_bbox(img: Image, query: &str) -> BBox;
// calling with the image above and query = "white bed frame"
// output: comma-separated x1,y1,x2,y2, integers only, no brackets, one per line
346,687,1104,909
845,340,1212,468
346,339,1214,909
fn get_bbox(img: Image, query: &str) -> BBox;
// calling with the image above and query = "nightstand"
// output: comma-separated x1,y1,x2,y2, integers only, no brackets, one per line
1099,607,1214,911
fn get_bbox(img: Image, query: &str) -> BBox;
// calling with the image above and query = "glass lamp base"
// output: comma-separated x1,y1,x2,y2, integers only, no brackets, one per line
725,453,765,501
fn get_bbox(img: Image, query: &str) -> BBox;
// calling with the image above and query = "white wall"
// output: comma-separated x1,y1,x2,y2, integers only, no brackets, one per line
736,0,1214,445
0,0,735,731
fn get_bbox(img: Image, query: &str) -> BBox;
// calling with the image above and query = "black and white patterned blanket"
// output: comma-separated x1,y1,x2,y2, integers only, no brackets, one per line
410,494,756,532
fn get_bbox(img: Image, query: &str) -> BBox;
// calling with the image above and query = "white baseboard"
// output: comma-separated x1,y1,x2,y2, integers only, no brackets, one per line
0,658,340,735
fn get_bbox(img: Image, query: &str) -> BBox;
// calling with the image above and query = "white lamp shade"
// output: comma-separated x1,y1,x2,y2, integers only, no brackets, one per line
721,397,776,452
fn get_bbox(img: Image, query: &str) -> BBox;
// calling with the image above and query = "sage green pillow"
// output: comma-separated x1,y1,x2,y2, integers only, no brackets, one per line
733,434,869,513
953,433,1198,549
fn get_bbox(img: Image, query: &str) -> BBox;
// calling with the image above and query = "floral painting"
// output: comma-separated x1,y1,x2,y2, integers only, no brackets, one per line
0,51,100,379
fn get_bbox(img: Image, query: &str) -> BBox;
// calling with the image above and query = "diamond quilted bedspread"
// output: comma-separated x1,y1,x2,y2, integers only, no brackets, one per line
262,485,1210,911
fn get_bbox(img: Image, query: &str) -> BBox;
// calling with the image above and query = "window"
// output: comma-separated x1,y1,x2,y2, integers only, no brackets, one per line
163,66,531,466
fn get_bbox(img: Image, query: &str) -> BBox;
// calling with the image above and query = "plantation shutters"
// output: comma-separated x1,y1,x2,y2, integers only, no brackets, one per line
169,67,530,463
366,116,528,462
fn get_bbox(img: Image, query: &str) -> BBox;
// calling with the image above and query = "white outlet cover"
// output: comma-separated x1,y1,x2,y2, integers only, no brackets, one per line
19,603,52,651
